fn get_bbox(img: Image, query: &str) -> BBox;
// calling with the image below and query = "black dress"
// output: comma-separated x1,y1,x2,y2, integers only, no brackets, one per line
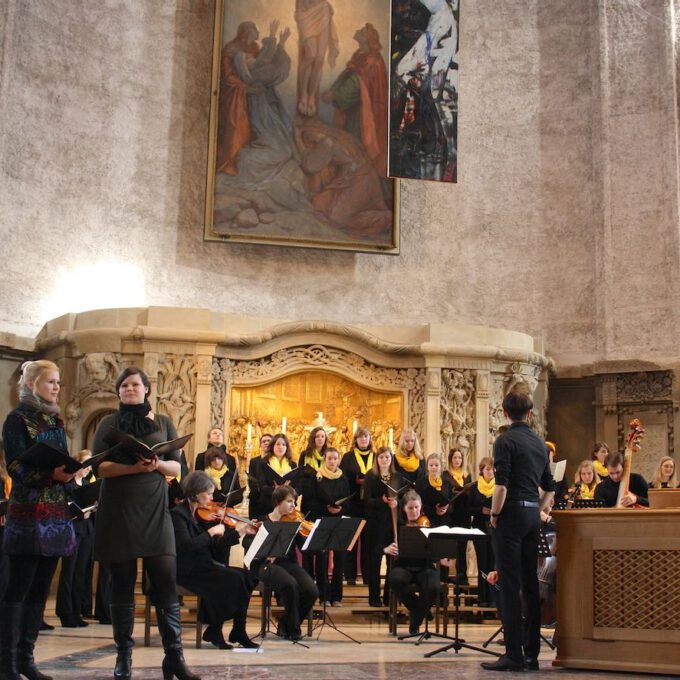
469,482,495,605
171,502,255,626
392,455,426,485
415,476,455,527
92,413,179,564
442,471,472,584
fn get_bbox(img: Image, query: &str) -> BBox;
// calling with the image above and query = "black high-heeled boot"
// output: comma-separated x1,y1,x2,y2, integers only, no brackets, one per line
0,603,22,680
156,604,201,680
16,604,53,680
110,604,135,680
228,614,259,649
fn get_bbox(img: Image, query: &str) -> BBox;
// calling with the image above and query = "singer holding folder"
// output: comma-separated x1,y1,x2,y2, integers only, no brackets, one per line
256,434,299,513
92,367,199,680
0,360,76,680
245,486,318,641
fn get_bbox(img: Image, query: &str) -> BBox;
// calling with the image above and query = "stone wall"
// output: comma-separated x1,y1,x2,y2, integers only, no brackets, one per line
1,1,679,375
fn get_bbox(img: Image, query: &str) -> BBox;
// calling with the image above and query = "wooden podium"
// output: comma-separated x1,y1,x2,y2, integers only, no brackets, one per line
553,509,680,676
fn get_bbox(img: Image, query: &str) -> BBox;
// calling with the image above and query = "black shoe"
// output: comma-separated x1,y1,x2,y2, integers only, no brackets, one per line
18,605,54,680
228,629,259,649
59,617,79,628
202,625,232,650
39,620,54,631
368,599,382,607
110,604,134,680
156,605,201,680
480,655,525,672
524,658,539,671
76,617,89,628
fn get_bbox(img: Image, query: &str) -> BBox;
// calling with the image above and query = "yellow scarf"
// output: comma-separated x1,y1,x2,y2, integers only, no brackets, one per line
316,464,343,481
395,452,420,473
269,456,292,475
593,460,608,478
354,449,374,475
477,477,495,498
306,449,324,471
580,482,596,500
205,465,228,487
429,476,443,491
451,469,465,487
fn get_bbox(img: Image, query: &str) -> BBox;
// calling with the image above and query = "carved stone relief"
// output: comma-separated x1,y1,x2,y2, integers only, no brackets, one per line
616,371,673,403
440,369,475,457
63,352,123,438
156,355,197,437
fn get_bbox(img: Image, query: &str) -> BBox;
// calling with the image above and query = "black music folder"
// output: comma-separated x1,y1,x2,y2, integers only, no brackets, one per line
316,486,357,509
68,479,102,518
243,520,302,568
259,465,301,489
301,516,366,553
19,441,118,473
105,429,192,459
398,525,487,560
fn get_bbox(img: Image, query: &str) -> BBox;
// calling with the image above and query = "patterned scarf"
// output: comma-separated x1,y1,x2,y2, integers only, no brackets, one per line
19,392,60,416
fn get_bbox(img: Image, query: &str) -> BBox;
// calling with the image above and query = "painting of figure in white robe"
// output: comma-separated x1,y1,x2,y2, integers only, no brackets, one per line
205,0,398,253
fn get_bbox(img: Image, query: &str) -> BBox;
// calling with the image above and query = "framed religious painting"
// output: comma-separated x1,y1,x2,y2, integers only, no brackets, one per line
389,0,459,183
204,0,400,254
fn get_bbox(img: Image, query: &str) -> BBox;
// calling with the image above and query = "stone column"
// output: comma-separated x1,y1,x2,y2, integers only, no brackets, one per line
425,367,442,454
474,370,490,469
192,349,214,468
143,352,160,411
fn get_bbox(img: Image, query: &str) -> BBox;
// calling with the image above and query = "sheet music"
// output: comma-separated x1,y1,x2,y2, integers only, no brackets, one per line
550,459,566,482
420,526,486,537
301,519,322,552
243,525,270,569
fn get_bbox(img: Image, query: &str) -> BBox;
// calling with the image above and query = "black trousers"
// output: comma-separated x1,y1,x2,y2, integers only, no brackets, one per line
365,519,391,604
257,561,318,637
3,554,59,607
56,531,94,620
388,565,440,627
494,506,541,664
302,551,345,602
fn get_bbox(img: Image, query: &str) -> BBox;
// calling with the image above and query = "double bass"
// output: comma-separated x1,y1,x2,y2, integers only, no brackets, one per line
616,418,645,508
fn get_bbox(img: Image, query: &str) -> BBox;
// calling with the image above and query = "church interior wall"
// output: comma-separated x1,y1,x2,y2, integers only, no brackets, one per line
1,1,680,455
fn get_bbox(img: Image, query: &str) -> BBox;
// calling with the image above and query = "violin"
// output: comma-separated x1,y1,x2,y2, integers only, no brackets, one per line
407,515,431,528
280,509,314,537
196,501,258,529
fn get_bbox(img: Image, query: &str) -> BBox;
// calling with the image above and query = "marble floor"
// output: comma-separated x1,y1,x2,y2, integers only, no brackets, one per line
32,607,676,680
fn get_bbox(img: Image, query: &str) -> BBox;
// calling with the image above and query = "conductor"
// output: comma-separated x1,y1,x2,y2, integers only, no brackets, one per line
481,386,554,672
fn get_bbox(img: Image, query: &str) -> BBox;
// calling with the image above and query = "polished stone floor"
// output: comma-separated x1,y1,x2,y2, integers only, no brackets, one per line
32,611,677,679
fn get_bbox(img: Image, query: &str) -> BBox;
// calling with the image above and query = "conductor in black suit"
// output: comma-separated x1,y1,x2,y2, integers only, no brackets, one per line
481,386,555,673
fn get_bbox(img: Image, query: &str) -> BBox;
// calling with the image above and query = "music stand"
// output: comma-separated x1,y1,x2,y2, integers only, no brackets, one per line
413,529,501,659
302,517,366,643
244,521,311,648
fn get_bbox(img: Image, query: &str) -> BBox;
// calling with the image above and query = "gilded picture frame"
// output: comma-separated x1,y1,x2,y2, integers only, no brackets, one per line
204,0,400,254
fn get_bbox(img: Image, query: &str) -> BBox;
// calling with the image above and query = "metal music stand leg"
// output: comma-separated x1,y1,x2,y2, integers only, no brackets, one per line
397,586,456,646
311,551,361,644
424,579,501,659
483,624,504,648
312,597,361,644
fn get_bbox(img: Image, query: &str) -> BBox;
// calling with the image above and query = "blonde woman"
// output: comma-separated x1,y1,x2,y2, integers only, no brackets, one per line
393,428,425,484
569,460,600,500
1,360,76,680
650,456,678,489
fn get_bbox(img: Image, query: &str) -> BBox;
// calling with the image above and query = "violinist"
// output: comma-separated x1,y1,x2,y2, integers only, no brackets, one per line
363,447,406,607
309,447,350,605
442,448,472,586
591,441,610,480
384,490,440,635
393,428,426,484
256,433,298,513
340,426,374,585
171,472,259,650
594,450,649,507
247,433,272,520
203,447,241,505
649,456,678,489
415,453,453,527
566,460,600,502
246,485,318,641
469,456,496,607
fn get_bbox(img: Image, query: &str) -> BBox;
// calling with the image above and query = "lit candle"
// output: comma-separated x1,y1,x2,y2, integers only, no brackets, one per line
352,420,358,435
246,423,252,445
389,427,394,450
282,417,287,434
